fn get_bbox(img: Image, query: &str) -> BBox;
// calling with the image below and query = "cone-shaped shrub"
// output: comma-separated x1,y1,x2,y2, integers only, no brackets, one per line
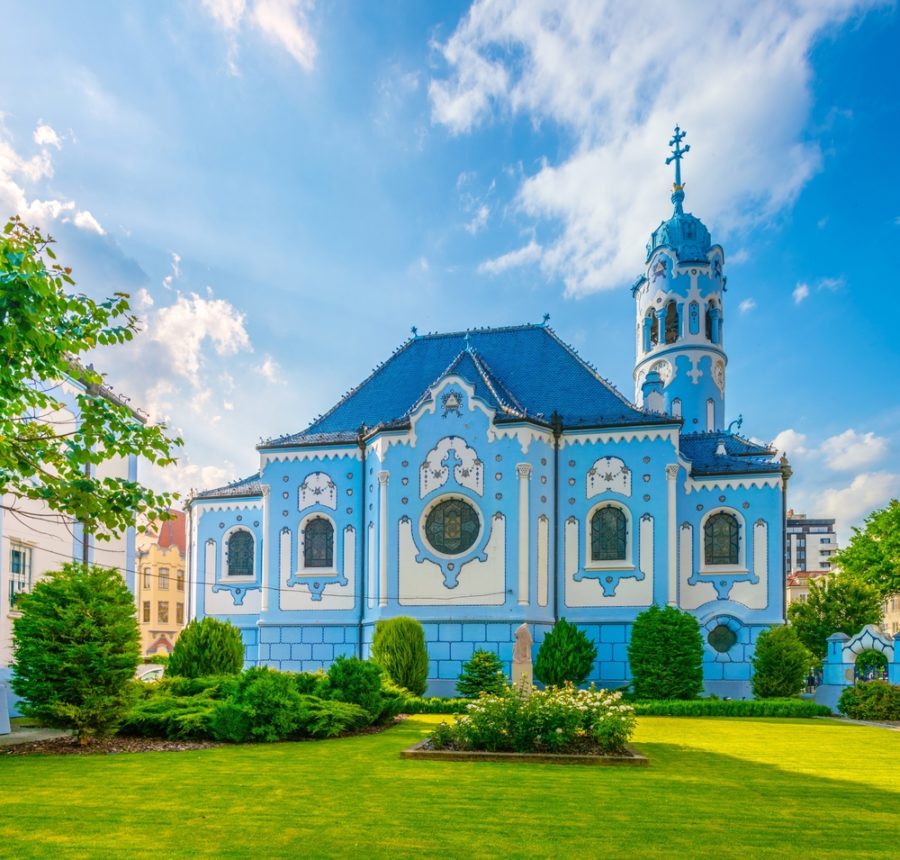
371,616,429,696
533,618,597,687
751,625,811,698
628,605,703,700
457,650,508,697
168,617,244,679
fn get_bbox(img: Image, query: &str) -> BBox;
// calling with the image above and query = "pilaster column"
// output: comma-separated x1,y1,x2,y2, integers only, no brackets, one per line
377,471,389,608
655,307,667,346
666,464,678,606
260,484,270,612
516,464,532,606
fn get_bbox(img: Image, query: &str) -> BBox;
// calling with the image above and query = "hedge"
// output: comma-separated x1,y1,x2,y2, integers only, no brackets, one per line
632,698,831,718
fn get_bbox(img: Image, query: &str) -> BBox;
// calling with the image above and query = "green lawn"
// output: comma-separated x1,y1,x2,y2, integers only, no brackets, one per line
1,715,897,858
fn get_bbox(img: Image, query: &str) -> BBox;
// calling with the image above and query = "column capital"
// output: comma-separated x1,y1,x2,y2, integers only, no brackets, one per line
377,470,390,486
665,464,679,480
516,463,533,479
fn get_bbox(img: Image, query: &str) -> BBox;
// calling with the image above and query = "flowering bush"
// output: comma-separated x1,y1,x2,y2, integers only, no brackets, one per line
429,683,635,755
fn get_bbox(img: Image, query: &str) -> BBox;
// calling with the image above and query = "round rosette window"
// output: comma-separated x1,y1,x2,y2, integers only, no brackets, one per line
708,624,737,654
424,497,481,556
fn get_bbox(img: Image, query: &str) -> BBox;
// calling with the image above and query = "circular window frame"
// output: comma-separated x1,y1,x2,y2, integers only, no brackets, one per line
420,495,483,559
708,624,737,654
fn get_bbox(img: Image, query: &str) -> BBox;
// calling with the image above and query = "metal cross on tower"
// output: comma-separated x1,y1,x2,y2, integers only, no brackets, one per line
666,125,690,189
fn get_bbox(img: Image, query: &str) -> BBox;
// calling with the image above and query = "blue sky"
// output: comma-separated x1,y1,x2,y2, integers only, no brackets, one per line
1,0,898,541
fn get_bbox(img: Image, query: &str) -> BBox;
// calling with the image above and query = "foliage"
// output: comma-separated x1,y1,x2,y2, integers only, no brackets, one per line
838,681,900,721
146,653,170,666
830,500,900,598
11,563,140,741
533,618,597,687
787,575,883,662
167,617,245,679
293,670,326,695
209,667,304,743
295,696,370,738
120,687,221,740
855,648,888,679
630,698,831,717
429,684,636,755
320,656,386,724
456,650,508,698
370,616,429,696
0,217,180,540
750,626,812,699
627,605,704,700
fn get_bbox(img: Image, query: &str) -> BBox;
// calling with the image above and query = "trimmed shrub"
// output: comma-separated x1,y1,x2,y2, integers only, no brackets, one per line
210,667,304,743
533,618,597,687
457,650,508,698
628,605,703,700
121,690,220,740
838,681,900,721
371,616,429,696
321,657,385,723
394,695,470,715
751,626,812,699
632,698,831,718
295,696,370,738
168,618,244,679
11,563,141,742
293,671,326,696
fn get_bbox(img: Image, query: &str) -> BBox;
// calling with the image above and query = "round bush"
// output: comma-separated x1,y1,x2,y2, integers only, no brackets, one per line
838,681,900,721
168,617,245,679
751,626,811,699
533,618,597,687
323,656,385,723
457,650,508,697
627,605,703,700
371,616,429,696
11,563,141,742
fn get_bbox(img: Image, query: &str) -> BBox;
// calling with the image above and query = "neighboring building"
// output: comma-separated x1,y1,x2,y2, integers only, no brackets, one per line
785,510,838,575
190,130,789,698
785,569,830,607
1,369,142,708
882,594,900,637
136,511,188,656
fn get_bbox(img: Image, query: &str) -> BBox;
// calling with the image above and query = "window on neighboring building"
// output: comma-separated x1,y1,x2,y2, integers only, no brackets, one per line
176,603,184,624
143,567,151,589
142,601,151,623
9,542,32,607
158,601,169,623
704,512,739,566
590,506,627,562
176,569,184,591
159,567,169,589
664,301,679,344
303,517,335,568
226,530,254,577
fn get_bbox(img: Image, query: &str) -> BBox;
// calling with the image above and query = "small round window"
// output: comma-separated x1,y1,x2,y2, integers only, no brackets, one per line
424,498,480,556
708,624,737,654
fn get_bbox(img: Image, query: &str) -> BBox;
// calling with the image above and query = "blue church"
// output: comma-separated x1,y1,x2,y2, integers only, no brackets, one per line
189,129,789,698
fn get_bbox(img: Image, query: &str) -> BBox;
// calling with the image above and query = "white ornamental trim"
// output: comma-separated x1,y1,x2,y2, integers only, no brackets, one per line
684,475,782,494
261,447,361,464
561,427,678,448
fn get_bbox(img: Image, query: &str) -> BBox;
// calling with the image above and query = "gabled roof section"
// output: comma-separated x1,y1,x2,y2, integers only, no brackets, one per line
680,432,781,477
156,510,186,555
264,324,672,448
193,473,262,501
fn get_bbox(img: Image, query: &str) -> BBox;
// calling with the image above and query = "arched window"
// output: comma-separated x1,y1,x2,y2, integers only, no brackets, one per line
664,301,679,344
591,506,627,561
705,302,714,341
304,517,334,568
671,398,682,418
704,512,739,566
647,310,659,347
226,530,254,577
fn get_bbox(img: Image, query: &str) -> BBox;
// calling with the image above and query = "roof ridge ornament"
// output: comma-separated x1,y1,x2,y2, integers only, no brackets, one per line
665,125,690,215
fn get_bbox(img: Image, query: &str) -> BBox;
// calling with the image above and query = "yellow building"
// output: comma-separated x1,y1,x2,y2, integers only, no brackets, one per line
882,594,900,637
136,510,187,657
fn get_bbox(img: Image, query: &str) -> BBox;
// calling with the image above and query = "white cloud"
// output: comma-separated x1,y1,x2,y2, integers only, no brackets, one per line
465,203,490,234
33,123,62,149
478,238,542,275
143,457,234,496
72,209,106,235
793,282,810,304
256,354,283,383
201,0,317,72
430,0,877,294
738,298,756,314
772,428,809,458
729,248,749,265
162,251,181,289
150,291,252,387
816,472,900,535
817,275,844,292
821,429,888,471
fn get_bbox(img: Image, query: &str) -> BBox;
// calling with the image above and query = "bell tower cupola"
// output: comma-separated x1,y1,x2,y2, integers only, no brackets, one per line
632,127,727,432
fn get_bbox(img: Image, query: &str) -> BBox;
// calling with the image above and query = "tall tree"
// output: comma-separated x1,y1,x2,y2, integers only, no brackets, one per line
0,216,180,539
787,575,883,662
830,500,900,598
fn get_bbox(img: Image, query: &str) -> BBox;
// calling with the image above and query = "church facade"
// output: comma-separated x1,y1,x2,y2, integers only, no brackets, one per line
189,130,788,698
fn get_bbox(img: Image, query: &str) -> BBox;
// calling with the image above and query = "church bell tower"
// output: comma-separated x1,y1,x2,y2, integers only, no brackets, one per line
633,127,727,432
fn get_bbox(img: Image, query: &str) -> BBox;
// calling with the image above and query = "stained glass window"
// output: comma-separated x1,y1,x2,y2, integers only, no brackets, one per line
227,530,254,577
591,507,627,561
708,625,737,653
704,512,739,565
425,498,480,555
304,518,334,568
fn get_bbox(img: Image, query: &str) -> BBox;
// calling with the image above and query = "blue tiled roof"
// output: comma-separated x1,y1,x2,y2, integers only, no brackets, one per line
266,325,671,447
680,432,781,476
193,473,262,500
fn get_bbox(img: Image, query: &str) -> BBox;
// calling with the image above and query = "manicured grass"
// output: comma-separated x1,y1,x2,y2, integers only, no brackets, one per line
1,716,897,858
